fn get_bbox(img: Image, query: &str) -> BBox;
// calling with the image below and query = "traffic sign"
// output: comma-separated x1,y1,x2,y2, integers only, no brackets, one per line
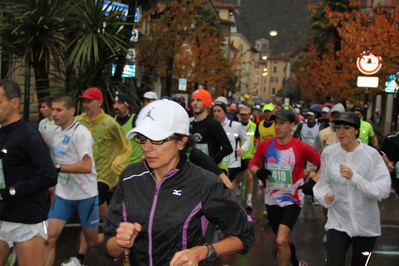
356,51,382,75
134,8,140,22
357,76,379,88
126,48,136,60
130,29,139,42
103,1,129,18
385,73,399,93
178,79,187,91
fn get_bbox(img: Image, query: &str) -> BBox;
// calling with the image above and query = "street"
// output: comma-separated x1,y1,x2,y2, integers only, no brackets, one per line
54,186,399,266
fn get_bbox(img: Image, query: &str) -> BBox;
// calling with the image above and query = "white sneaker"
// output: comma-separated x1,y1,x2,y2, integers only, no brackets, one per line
60,257,84,266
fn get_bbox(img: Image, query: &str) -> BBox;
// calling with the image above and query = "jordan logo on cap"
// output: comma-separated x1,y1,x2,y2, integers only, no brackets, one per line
144,107,155,121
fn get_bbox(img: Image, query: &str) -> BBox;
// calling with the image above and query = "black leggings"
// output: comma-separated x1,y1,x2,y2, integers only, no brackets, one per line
326,229,377,266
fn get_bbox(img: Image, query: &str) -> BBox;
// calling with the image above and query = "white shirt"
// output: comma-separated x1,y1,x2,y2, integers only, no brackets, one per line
38,118,57,159
51,120,98,200
313,142,391,237
301,121,320,146
220,118,250,168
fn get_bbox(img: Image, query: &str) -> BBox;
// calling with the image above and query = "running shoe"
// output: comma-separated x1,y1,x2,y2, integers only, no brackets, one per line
60,257,85,266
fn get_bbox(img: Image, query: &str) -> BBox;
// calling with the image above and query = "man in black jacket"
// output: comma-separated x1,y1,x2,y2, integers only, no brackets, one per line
189,89,232,166
0,80,58,266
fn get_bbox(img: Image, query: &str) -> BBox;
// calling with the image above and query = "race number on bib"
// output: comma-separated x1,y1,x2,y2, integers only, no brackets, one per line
59,172,73,186
268,163,292,190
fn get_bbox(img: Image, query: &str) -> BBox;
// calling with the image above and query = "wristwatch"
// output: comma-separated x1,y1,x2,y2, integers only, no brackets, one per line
9,187,16,196
55,163,61,173
203,243,217,265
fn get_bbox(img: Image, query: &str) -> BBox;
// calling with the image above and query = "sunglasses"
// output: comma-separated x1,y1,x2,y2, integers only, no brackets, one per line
133,134,180,145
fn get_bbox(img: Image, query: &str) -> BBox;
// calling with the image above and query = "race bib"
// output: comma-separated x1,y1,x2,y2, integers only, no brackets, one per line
59,172,73,187
195,143,209,155
268,163,292,190
222,154,231,164
396,161,399,179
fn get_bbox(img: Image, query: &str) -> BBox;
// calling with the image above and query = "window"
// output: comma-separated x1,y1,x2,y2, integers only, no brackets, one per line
271,77,278,83
273,66,277,73
272,88,276,94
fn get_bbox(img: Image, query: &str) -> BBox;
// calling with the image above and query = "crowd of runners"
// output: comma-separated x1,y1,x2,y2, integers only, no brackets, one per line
0,79,397,266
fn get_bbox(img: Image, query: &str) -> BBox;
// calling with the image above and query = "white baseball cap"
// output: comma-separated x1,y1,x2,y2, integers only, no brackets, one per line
126,99,189,141
143,91,158,100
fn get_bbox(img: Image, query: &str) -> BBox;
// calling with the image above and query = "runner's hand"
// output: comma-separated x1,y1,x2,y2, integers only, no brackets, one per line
256,168,271,181
298,180,316,196
170,246,205,266
340,164,353,179
324,192,335,204
116,222,142,248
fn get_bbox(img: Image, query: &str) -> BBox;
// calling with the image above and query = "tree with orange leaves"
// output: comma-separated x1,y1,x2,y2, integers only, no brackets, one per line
137,0,242,96
292,0,399,105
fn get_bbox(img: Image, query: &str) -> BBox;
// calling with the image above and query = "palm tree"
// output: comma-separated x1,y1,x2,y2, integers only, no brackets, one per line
64,0,134,112
0,0,73,120
0,0,136,116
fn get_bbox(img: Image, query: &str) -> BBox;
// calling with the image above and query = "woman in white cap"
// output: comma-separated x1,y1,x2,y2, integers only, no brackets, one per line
103,100,254,266
313,112,391,266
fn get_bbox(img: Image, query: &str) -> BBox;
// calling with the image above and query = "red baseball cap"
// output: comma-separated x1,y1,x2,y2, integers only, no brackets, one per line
77,88,103,101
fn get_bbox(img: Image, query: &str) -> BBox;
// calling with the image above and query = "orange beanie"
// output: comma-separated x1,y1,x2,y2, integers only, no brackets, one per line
191,89,212,109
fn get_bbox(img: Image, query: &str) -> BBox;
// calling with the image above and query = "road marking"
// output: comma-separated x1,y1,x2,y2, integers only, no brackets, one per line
373,251,399,255
381,224,399,229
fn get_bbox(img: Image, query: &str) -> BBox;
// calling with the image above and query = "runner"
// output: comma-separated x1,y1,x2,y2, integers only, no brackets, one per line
103,99,255,265
61,88,131,266
351,106,378,147
254,103,277,218
255,103,276,149
113,92,144,163
142,91,158,106
212,102,250,194
314,103,345,153
249,109,321,266
189,89,232,166
380,124,399,199
234,106,257,210
0,80,57,266
44,95,99,266
313,112,390,266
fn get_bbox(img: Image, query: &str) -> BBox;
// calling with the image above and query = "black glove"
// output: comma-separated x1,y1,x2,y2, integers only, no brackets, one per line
0,188,11,201
298,179,316,196
256,168,271,182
